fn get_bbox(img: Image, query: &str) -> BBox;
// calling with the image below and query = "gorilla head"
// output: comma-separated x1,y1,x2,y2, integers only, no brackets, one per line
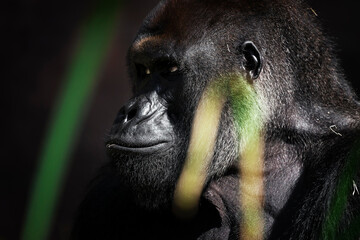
105,1,266,210
76,0,360,239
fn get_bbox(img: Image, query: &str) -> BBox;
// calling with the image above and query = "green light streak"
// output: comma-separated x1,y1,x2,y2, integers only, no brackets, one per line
321,138,360,240
21,1,121,239
227,75,263,152
228,75,264,240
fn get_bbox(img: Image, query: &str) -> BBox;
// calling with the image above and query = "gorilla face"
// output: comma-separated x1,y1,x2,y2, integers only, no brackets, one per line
105,1,264,210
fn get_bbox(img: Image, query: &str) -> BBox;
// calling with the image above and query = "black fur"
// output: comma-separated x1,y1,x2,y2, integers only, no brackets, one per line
73,0,360,239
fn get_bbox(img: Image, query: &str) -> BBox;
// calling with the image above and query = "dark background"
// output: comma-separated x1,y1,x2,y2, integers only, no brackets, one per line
3,0,360,239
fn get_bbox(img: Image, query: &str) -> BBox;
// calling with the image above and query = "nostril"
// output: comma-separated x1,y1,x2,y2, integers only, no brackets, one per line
126,107,138,122
113,108,126,124
121,98,153,124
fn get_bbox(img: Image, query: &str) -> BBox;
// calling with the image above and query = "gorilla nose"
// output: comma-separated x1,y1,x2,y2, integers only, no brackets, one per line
122,100,152,124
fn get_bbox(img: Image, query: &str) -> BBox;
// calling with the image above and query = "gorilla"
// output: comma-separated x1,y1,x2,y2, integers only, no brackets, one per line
73,0,360,239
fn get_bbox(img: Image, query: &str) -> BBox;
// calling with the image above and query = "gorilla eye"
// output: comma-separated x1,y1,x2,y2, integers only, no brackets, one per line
161,64,181,81
135,63,151,81
169,66,178,73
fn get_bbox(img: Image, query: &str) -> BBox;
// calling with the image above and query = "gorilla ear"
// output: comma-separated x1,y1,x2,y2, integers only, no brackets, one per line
241,41,263,79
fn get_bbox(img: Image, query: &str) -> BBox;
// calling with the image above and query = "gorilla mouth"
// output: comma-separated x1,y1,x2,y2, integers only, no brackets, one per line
106,140,171,154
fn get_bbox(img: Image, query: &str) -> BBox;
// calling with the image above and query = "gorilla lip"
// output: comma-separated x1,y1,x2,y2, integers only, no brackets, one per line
106,141,170,154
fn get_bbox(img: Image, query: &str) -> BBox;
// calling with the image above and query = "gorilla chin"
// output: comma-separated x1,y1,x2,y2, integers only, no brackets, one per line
105,138,185,210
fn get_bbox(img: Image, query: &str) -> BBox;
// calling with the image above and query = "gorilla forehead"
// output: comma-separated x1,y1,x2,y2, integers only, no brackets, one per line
131,0,301,75
136,0,261,45
135,0,300,40
130,0,273,83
